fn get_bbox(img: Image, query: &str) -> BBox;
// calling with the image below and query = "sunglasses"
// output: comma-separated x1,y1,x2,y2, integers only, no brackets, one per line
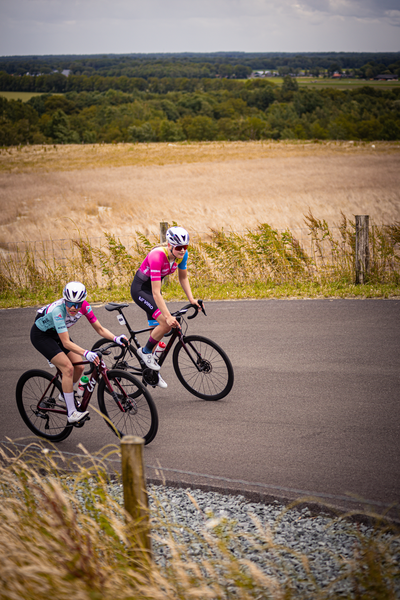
174,245,188,251
65,300,83,309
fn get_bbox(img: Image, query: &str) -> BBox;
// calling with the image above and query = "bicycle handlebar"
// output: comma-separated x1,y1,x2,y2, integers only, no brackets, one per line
84,342,119,375
171,299,207,320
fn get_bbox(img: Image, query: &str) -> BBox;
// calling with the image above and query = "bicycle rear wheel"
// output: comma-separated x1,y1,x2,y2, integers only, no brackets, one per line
16,370,73,442
173,335,234,400
91,338,142,376
97,369,158,444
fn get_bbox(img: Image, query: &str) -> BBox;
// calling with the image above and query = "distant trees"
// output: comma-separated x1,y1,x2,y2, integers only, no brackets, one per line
1,78,400,145
1,52,400,84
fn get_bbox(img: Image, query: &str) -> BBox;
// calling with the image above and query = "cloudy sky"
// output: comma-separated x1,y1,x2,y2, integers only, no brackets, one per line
0,0,399,56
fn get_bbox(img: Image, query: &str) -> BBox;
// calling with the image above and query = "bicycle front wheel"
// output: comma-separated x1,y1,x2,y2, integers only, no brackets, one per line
97,369,158,444
173,335,234,400
16,370,73,442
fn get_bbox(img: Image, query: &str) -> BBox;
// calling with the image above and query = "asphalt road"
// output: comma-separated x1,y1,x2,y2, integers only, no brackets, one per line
1,298,399,512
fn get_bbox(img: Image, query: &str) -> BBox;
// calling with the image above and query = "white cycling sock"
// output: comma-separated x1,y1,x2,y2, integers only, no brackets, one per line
63,392,76,416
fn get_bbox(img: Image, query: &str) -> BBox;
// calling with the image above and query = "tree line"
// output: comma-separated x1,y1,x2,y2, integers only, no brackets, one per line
1,51,400,80
1,77,400,146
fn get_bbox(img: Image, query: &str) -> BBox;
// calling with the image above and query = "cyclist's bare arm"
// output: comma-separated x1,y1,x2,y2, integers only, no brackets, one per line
178,269,202,310
151,280,180,328
90,319,125,342
58,331,88,357
58,332,100,365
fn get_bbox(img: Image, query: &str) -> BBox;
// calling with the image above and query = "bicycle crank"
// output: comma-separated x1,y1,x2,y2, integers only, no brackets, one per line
142,367,159,386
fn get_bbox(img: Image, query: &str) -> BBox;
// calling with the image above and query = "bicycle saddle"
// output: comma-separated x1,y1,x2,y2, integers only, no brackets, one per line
105,302,129,312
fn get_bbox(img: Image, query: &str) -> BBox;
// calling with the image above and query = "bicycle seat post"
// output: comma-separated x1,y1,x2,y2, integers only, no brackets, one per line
119,308,135,337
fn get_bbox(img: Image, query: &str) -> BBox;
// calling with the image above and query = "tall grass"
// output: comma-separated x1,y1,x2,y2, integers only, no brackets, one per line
0,443,399,600
0,213,399,307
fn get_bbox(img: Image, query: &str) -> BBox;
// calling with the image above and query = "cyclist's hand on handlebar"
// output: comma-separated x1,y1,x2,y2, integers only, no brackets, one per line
166,315,180,329
198,299,206,316
196,299,205,311
114,335,129,346
84,350,100,365
192,299,206,316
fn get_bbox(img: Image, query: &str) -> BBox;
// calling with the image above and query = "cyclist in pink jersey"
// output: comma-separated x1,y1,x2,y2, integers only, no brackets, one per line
31,281,127,424
131,226,202,388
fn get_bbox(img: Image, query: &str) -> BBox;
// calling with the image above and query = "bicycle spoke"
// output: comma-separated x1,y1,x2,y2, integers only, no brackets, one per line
173,336,234,400
16,370,72,442
98,370,158,444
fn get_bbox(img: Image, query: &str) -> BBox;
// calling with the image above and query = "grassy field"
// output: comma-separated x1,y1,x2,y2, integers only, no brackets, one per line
0,91,53,101
0,141,399,241
1,217,399,308
282,77,400,90
1,445,398,600
0,141,399,305
1,78,399,103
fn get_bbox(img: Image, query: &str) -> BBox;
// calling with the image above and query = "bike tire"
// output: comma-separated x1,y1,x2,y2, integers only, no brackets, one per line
16,369,73,442
91,338,142,376
172,335,234,401
97,369,158,444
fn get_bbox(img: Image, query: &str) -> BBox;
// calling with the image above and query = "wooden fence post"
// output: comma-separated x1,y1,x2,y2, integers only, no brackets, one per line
160,221,169,244
355,215,369,284
160,221,169,286
120,435,152,568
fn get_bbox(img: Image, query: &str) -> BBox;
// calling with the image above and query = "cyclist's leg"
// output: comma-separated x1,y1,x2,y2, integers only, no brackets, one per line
66,350,84,384
131,276,169,376
151,314,172,340
31,325,71,382
50,352,76,414
30,324,76,415
131,276,171,341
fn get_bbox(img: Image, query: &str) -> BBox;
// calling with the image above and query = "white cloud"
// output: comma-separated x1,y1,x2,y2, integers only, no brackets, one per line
4,0,399,23
0,0,399,55
291,0,400,20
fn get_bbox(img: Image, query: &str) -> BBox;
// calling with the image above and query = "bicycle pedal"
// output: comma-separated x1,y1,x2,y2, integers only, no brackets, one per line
72,414,91,427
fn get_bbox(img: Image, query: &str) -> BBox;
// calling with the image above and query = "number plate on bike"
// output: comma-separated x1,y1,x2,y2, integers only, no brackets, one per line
117,314,126,325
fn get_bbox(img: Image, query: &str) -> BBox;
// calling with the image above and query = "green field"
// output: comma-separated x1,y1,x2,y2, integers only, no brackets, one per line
0,91,53,101
295,77,400,90
260,77,399,90
1,77,399,103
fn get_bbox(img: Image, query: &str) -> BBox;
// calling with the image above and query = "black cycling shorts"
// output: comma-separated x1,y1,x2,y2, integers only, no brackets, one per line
30,323,73,362
130,271,160,320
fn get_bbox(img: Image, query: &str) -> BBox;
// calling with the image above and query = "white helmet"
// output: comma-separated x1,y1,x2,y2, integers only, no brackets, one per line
166,226,189,246
63,281,87,303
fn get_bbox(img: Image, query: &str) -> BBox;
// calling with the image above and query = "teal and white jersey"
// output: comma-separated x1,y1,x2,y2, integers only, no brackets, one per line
35,299,97,334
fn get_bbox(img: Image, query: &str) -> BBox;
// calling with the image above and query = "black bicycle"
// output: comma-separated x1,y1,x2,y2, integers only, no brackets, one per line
15,343,158,444
91,301,234,401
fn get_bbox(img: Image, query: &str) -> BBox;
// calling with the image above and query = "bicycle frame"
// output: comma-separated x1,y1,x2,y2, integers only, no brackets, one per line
36,355,129,416
96,301,233,402
107,302,206,371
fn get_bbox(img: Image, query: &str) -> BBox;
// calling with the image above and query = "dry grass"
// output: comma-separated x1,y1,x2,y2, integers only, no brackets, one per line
1,218,399,308
0,443,399,600
0,141,399,243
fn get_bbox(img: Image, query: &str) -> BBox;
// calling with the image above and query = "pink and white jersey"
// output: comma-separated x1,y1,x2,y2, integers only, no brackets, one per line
138,247,188,282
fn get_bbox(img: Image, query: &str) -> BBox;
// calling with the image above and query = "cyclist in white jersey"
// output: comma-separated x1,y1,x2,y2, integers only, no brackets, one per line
31,281,127,424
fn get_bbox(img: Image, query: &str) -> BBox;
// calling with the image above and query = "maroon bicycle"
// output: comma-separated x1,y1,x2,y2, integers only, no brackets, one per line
16,342,158,444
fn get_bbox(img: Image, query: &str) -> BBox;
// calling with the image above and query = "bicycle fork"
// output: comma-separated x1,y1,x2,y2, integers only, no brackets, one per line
178,335,210,372
102,372,132,413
